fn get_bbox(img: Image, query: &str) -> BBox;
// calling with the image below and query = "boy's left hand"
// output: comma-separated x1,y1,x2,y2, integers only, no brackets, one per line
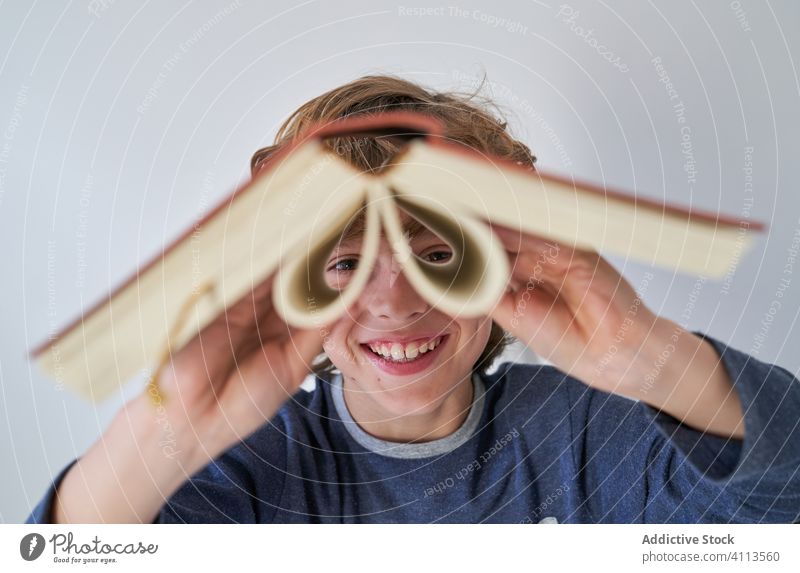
489,225,661,394
488,225,745,439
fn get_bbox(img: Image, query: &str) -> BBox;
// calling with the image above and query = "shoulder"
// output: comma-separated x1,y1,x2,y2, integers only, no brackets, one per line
483,360,586,404
239,379,330,446
229,376,339,461
479,361,589,432
483,361,639,429
479,361,593,467
180,380,331,489
157,378,339,523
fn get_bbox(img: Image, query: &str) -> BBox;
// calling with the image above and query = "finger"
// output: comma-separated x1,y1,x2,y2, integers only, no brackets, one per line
505,250,565,292
495,228,570,278
492,224,601,268
491,288,525,337
222,273,276,327
226,325,325,429
491,285,556,340
173,275,277,380
491,224,565,254
280,327,325,388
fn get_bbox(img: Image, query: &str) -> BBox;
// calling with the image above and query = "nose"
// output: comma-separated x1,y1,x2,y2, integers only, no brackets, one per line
362,251,429,321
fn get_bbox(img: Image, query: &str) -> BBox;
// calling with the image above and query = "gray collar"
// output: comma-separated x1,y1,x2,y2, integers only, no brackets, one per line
330,370,485,459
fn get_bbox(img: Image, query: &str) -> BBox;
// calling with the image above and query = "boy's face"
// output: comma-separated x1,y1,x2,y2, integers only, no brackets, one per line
321,213,492,417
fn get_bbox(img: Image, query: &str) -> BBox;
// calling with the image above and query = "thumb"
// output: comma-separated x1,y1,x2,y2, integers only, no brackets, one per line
491,284,555,345
283,326,326,383
491,290,523,339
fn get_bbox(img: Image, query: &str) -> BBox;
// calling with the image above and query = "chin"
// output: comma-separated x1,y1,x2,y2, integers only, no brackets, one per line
367,369,464,417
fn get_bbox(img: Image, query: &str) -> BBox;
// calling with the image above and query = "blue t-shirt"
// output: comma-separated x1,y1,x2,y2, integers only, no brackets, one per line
26,331,800,523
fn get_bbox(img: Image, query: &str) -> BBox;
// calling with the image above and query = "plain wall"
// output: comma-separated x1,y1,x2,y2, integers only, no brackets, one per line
1,0,798,522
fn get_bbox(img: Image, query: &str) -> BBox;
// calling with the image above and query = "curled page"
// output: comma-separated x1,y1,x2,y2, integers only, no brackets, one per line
273,192,381,329
377,183,509,319
272,180,509,328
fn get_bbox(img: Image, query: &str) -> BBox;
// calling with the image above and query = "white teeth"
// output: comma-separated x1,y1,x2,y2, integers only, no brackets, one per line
390,343,405,360
367,336,442,362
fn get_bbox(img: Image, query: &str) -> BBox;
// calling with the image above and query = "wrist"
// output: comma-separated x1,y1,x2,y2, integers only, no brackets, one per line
585,314,692,400
55,393,206,523
626,315,691,402
118,392,206,490
618,316,745,438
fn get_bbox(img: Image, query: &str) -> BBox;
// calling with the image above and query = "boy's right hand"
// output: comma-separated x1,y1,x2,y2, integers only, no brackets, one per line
152,274,325,468
53,275,324,523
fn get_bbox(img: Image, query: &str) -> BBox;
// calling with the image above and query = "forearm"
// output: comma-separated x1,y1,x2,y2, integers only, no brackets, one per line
53,393,204,523
617,316,745,440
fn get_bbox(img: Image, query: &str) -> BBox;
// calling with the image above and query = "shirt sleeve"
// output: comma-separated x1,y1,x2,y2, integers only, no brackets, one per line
570,330,800,523
156,418,289,523
24,418,289,524
24,458,80,524
156,455,258,523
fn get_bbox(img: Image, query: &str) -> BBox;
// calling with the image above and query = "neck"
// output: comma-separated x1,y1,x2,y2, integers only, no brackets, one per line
341,373,474,443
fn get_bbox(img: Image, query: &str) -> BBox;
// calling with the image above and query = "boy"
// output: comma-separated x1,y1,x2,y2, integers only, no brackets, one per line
27,75,800,523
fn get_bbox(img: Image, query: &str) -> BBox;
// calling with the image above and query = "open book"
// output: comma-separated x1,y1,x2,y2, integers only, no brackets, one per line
30,112,764,401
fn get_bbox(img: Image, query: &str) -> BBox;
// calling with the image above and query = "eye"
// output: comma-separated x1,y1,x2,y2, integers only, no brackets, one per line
326,248,450,274
422,249,452,264
327,257,358,273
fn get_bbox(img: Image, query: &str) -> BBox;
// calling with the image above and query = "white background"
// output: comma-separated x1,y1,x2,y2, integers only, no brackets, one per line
0,0,798,523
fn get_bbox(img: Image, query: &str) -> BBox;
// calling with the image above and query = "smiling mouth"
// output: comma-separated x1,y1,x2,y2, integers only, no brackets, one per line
360,334,448,364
